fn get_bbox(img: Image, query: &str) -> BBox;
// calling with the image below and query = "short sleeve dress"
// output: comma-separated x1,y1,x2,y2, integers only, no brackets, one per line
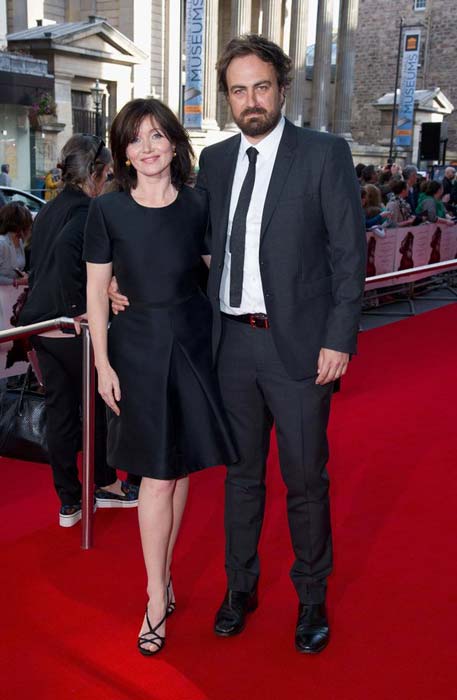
83,186,237,479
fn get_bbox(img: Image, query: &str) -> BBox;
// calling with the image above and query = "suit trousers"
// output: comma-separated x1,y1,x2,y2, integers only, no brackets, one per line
32,335,118,505
217,316,333,604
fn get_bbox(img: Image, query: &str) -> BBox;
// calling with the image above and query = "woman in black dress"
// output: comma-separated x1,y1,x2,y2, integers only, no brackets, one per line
85,99,236,655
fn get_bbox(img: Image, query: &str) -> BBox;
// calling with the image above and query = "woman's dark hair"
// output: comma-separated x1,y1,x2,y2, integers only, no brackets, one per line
109,98,194,191
217,34,293,94
391,179,408,196
425,180,442,197
0,201,33,235
58,134,111,190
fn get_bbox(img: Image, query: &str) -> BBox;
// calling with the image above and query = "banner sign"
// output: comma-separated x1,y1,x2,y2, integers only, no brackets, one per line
184,0,205,130
365,222,457,290
396,30,421,148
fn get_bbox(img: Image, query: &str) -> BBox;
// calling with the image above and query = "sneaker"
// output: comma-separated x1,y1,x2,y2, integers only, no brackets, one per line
59,503,82,528
95,480,139,508
59,501,97,527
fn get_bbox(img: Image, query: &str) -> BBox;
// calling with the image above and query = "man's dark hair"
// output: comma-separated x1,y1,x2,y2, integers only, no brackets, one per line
217,34,293,95
361,164,377,183
110,98,194,192
355,163,366,179
391,179,408,196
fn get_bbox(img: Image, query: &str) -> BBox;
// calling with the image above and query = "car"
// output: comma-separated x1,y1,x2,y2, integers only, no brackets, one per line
0,186,46,216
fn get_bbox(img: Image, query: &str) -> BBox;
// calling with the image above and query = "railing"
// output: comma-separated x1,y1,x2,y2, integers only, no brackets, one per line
0,318,95,550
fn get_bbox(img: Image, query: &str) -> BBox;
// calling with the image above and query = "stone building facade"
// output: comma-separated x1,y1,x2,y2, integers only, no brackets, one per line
1,0,455,184
352,0,457,160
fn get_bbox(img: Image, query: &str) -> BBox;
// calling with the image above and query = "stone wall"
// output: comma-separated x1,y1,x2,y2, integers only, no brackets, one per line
353,0,456,156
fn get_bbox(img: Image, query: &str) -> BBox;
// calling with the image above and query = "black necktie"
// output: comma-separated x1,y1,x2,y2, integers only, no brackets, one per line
229,146,258,308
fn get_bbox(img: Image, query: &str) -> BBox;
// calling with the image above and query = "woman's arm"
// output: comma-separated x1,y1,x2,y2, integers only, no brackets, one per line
86,261,121,415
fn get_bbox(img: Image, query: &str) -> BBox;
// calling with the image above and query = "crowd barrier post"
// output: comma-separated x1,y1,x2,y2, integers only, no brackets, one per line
81,322,95,550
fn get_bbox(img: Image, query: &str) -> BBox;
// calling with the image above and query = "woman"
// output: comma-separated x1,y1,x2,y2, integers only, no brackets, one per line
20,134,138,527
416,181,454,225
0,202,32,286
385,180,416,227
84,98,237,656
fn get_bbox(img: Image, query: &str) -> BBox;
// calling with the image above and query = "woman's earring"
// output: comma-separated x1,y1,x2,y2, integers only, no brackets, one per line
125,159,131,167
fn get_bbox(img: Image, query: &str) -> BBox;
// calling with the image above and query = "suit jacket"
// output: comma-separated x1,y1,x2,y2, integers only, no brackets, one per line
19,187,89,325
197,119,367,380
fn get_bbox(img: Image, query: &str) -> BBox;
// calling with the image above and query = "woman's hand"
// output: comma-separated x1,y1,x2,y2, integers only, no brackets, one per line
108,275,129,315
97,364,121,415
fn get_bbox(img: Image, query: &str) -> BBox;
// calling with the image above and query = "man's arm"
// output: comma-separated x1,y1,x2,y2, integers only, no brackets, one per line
319,137,367,355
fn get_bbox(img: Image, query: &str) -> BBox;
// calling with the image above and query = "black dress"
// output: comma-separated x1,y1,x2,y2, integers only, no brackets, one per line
83,186,237,479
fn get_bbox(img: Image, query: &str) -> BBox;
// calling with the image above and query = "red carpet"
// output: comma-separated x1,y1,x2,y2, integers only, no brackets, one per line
2,305,457,700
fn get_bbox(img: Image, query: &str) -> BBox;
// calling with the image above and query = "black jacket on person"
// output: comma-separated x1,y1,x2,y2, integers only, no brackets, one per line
197,118,366,380
19,187,89,325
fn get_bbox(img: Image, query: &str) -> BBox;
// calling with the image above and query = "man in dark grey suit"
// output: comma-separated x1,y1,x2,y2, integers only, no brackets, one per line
196,35,366,653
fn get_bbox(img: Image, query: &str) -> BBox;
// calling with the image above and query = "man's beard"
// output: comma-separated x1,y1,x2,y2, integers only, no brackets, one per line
234,106,282,137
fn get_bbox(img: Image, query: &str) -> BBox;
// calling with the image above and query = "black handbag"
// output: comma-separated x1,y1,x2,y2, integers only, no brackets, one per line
0,366,49,463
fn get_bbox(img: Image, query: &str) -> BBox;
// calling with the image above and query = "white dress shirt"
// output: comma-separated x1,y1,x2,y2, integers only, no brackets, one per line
219,116,285,315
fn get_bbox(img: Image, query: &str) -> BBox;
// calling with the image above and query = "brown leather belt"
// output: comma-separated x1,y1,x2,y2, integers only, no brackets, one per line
221,312,270,329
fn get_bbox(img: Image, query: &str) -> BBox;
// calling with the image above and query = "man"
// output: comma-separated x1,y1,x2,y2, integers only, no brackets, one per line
110,34,366,653
197,35,366,654
403,165,419,213
0,163,12,187
441,166,456,215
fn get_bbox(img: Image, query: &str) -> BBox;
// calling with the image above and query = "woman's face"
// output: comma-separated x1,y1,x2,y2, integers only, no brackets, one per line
126,116,174,182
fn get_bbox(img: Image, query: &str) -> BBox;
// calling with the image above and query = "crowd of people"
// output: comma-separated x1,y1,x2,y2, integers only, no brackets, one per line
357,161,457,232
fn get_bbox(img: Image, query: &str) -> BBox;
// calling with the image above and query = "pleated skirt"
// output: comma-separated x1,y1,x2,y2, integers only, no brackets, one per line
106,292,237,478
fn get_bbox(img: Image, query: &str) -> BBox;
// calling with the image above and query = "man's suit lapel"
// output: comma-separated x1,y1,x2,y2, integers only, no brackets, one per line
260,119,297,240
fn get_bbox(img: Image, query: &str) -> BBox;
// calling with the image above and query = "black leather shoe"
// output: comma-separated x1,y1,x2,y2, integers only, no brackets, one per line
295,602,329,654
214,588,258,637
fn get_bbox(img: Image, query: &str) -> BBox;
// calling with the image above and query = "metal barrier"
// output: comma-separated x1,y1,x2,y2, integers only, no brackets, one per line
0,318,95,550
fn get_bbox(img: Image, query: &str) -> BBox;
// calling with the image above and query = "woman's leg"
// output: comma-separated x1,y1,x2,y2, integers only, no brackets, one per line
138,476,176,651
166,476,189,605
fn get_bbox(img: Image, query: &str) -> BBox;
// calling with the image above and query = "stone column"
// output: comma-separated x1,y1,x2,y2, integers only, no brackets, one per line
310,0,333,131
231,0,252,36
203,0,219,130
286,0,309,126
333,0,359,139
224,1,252,130
262,0,282,45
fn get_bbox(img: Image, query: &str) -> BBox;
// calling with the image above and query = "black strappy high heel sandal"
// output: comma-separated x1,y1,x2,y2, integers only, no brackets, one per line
166,578,176,617
137,607,167,656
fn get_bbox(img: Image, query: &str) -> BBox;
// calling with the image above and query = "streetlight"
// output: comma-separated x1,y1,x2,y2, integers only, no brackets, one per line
90,79,104,138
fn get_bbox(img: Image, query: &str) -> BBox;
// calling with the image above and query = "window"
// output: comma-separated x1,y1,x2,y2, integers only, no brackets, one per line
414,0,427,11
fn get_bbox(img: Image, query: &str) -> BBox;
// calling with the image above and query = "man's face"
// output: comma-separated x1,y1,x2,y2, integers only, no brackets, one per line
225,54,284,141
445,168,455,181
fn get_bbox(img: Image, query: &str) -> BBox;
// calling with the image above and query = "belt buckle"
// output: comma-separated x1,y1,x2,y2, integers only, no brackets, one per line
249,314,269,329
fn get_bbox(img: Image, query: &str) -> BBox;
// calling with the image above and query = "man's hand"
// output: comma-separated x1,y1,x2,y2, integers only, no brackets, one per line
108,275,129,315
316,348,349,385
